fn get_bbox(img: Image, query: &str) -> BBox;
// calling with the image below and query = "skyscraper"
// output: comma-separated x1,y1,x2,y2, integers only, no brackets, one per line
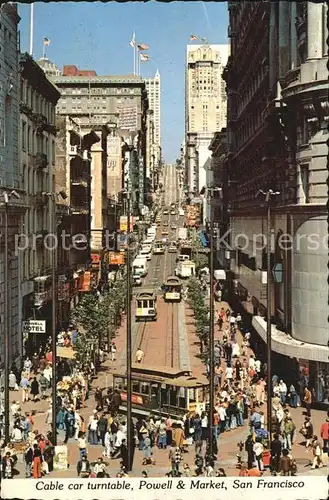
185,43,229,197
144,70,161,148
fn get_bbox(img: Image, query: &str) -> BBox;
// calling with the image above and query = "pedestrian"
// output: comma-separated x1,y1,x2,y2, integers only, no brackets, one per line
279,449,292,476
77,455,90,478
135,347,144,363
142,433,155,465
320,417,329,453
253,438,264,472
303,387,312,416
39,372,49,399
169,442,182,476
110,342,117,362
23,357,32,376
88,413,99,445
270,433,282,473
282,416,295,451
157,417,167,449
311,436,324,469
94,387,103,411
30,377,39,401
97,413,108,447
8,371,17,391
120,438,129,471
2,452,14,479
24,444,33,478
278,380,287,405
77,432,87,460
288,384,298,408
20,374,30,403
32,444,42,479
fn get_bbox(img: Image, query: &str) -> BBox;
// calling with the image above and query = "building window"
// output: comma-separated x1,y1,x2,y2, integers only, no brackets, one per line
22,121,26,150
300,164,310,203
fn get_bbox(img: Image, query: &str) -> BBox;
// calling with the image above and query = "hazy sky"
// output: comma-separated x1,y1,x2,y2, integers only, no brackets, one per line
18,2,228,162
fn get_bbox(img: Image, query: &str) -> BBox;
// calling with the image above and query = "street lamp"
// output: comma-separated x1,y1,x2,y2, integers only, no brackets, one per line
0,189,20,443
201,185,222,458
45,190,67,445
256,188,280,440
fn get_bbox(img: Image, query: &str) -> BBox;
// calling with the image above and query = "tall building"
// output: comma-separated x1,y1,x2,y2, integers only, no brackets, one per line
185,43,229,220
0,4,26,366
50,68,149,227
19,52,60,354
144,70,161,147
224,1,328,404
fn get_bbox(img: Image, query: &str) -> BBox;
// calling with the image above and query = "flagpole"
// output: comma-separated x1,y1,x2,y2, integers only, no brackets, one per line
29,3,34,56
133,44,136,75
42,39,46,59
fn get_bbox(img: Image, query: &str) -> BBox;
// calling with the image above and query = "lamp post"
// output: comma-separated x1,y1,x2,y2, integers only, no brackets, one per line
0,189,20,443
125,190,133,471
46,190,67,445
201,185,222,458
256,188,280,440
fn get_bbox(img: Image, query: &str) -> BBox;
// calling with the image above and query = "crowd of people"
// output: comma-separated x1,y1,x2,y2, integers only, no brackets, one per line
0,283,328,479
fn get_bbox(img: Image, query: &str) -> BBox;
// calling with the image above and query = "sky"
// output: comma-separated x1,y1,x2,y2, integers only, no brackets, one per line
18,2,229,163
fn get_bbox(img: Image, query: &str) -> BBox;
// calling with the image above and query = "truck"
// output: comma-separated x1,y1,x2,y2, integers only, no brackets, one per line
133,256,148,277
175,260,196,279
176,227,187,241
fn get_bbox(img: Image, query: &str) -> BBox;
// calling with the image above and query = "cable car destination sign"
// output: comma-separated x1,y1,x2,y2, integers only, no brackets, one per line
22,320,46,334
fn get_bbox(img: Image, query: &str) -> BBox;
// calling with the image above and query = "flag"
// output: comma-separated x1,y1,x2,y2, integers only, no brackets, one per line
200,37,208,43
43,37,50,46
189,35,199,41
140,53,150,62
137,43,149,51
129,32,136,48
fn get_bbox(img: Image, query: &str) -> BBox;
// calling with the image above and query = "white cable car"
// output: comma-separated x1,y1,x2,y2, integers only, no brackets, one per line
163,276,182,302
154,240,165,254
135,289,157,321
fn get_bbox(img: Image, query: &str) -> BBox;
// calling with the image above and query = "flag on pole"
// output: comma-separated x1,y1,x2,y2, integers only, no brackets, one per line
137,43,149,51
43,37,50,46
140,53,150,62
189,35,199,41
130,32,136,48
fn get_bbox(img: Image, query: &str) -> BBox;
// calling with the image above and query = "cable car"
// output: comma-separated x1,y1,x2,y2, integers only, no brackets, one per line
153,240,165,255
163,276,182,302
135,289,157,321
113,370,208,419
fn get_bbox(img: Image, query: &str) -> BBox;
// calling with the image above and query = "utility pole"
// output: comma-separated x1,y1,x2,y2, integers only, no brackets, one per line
50,193,57,445
126,190,133,471
208,189,215,458
256,189,280,440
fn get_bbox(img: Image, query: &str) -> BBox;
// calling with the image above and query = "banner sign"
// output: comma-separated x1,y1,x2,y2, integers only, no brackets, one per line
109,252,124,265
120,216,134,232
91,254,100,267
1,477,326,500
22,320,46,334
79,272,91,292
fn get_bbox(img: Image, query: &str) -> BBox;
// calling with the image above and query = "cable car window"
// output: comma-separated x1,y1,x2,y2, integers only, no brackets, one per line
169,386,177,407
141,382,150,395
151,384,159,396
132,381,140,393
188,388,196,402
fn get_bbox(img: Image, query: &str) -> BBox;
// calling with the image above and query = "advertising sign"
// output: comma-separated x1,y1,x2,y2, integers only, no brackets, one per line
117,105,138,130
108,252,124,265
120,216,134,232
53,445,68,470
91,254,100,267
22,320,46,334
79,272,91,292
120,392,143,405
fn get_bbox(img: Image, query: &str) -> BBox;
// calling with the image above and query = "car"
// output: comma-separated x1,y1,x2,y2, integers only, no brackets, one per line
163,210,169,215
171,224,177,230
171,211,176,215
133,276,142,286
162,230,169,236
163,222,169,227
168,245,177,253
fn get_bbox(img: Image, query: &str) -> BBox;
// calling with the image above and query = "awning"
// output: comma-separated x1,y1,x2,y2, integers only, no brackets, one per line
57,346,76,360
252,315,329,363
214,269,226,281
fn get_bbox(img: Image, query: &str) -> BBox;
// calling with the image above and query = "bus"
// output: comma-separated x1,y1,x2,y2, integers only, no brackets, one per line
163,276,182,302
135,289,157,321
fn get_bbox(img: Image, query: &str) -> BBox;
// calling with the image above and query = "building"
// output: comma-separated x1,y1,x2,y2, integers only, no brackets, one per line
144,71,161,180
185,43,229,221
50,69,149,217
37,57,61,77
0,4,26,366
54,115,99,307
18,52,61,354
224,1,328,404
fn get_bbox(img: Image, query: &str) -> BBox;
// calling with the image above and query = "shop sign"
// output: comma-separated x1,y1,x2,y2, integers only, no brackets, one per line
53,445,68,470
109,252,124,265
119,216,134,232
22,320,46,334
79,272,91,292
188,402,206,414
120,392,143,405
91,254,100,267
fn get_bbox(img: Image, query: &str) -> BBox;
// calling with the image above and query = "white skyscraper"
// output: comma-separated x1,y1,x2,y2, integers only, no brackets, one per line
144,70,161,148
185,43,229,201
